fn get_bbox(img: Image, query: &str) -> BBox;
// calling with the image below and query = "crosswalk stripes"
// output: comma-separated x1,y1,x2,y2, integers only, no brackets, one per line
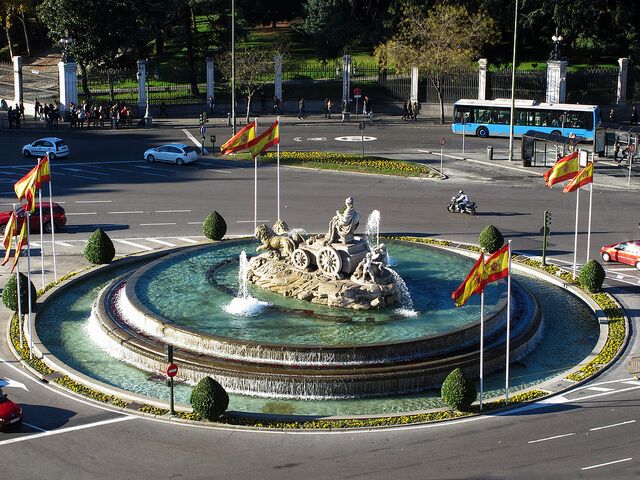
146,238,177,247
114,239,154,251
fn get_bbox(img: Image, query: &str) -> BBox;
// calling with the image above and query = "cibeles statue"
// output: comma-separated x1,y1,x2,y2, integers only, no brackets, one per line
323,197,360,245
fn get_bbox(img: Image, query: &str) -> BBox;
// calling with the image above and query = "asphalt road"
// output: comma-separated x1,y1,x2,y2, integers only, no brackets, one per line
0,123,639,479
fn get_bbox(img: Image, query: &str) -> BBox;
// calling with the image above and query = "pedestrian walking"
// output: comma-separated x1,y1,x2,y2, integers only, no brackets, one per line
159,101,168,118
402,101,409,120
34,98,40,119
411,101,419,121
327,98,333,119
609,108,616,124
273,96,282,114
208,96,215,115
298,98,306,119
631,106,638,125
363,96,370,117
324,98,329,118
19,102,25,120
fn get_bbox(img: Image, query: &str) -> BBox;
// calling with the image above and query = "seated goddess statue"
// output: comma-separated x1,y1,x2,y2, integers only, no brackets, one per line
323,197,360,245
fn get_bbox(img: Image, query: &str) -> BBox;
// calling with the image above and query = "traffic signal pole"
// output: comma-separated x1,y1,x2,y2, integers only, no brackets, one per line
542,210,551,266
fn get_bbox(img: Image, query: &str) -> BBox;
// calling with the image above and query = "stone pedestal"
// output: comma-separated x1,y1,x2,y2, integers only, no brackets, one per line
58,61,78,117
617,57,629,104
274,55,283,103
206,57,214,106
137,59,147,110
410,66,419,103
546,60,567,104
12,56,23,105
478,58,488,100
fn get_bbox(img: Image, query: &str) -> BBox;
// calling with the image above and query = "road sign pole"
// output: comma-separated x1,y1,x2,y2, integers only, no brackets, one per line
440,148,443,174
355,98,359,122
167,345,175,415
439,137,446,175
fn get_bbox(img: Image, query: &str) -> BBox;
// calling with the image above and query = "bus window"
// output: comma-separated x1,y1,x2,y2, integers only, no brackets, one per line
473,107,491,123
494,108,510,125
454,106,472,123
549,111,562,127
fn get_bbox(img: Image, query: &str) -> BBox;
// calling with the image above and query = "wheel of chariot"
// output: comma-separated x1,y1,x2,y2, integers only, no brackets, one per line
317,246,342,276
291,248,311,271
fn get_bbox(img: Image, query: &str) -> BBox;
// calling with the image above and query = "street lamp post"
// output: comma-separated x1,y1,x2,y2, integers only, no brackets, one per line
231,0,236,134
551,28,563,61
508,0,519,162
59,37,73,62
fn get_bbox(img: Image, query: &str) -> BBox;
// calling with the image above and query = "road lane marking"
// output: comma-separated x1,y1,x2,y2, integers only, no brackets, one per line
75,200,113,204
76,170,111,176
236,220,269,223
586,386,614,392
608,267,637,272
589,420,636,431
187,221,203,225
108,168,135,173
183,128,202,148
114,239,153,251
623,380,640,386
143,172,170,177
0,416,135,447
66,212,97,216
28,241,40,247
616,274,624,279
146,238,176,247
206,169,231,174
0,378,28,391
155,209,191,213
527,432,575,444
140,223,177,226
72,174,99,180
417,149,544,175
23,422,47,432
54,241,74,247
108,211,144,214
177,237,199,244
581,458,632,471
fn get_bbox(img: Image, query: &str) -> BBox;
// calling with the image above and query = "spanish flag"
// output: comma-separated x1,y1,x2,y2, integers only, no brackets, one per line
543,152,580,187
563,162,593,193
11,216,28,272
248,120,279,157
1,211,17,266
36,155,51,188
452,255,485,307
220,121,256,154
483,244,510,285
14,166,38,213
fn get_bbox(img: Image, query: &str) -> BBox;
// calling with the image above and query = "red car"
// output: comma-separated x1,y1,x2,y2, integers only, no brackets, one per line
0,390,23,430
600,240,640,270
0,202,66,235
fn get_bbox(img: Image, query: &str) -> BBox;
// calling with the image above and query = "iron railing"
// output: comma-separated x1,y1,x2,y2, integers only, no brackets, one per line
566,67,618,105
488,69,546,102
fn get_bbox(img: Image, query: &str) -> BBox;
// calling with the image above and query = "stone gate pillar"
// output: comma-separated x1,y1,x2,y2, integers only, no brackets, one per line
342,54,351,110
206,57,215,105
274,55,283,103
546,60,567,104
12,56,23,105
58,60,78,116
410,66,419,103
137,59,147,110
617,57,629,104
478,58,488,100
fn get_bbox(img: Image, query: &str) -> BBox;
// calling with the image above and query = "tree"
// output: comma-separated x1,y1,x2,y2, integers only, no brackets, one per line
386,3,495,123
238,0,303,28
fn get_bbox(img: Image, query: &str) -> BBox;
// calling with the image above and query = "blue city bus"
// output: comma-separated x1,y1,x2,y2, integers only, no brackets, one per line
451,99,599,141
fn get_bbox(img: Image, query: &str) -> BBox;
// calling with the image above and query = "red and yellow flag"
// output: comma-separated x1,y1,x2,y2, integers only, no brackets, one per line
248,120,279,157
11,216,28,272
220,121,256,154
1,211,17,266
483,244,510,285
452,255,485,307
543,152,580,187
563,162,593,193
14,166,38,213
36,155,51,188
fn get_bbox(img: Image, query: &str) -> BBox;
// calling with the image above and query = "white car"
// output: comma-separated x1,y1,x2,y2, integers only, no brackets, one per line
143,143,198,165
22,137,70,159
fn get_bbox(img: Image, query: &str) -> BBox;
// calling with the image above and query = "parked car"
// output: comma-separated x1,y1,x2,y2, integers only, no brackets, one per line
600,240,640,270
0,202,67,235
22,137,70,159
0,390,23,431
143,143,198,165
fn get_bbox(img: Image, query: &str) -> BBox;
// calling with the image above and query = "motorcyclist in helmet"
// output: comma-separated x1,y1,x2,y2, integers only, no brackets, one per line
454,190,469,211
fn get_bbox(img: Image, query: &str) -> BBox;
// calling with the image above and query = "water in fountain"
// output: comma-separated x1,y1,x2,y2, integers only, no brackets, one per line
365,210,381,247
224,251,268,316
389,268,417,317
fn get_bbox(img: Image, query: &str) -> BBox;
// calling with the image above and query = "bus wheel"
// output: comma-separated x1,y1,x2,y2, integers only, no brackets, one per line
476,126,489,138
551,130,561,136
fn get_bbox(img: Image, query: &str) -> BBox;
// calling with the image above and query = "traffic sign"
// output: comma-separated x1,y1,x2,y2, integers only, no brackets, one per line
166,363,178,378
353,87,362,96
200,125,207,136
440,137,446,147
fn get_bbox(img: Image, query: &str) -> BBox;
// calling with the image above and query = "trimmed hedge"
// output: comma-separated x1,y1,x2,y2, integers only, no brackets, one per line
579,259,606,293
441,368,477,412
190,376,229,420
84,228,115,264
2,272,37,312
479,225,504,254
203,211,227,241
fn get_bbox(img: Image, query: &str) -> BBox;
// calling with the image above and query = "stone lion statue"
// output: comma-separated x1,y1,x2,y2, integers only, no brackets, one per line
273,219,306,247
255,224,296,259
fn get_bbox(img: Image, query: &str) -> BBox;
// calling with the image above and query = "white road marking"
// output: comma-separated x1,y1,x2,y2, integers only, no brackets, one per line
108,211,144,214
417,149,543,175
114,239,153,251
589,420,636,431
155,209,190,213
236,220,269,223
146,238,176,247
72,175,99,180
54,241,74,247
144,172,170,177
183,129,202,148
527,432,575,444
335,135,377,142
76,170,111,176
623,380,640,386
0,378,28,391
616,274,625,279
140,223,177,226
206,169,231,174
108,168,135,173
294,137,302,142
0,416,135,447
59,168,84,172
586,386,614,392
607,267,637,272
186,221,203,225
23,422,47,432
28,241,40,247
75,200,112,204
581,458,632,471
66,212,97,216
177,237,199,244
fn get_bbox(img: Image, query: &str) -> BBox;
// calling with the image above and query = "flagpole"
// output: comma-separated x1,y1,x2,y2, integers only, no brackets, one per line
586,180,593,263
13,204,23,349
572,187,580,279
254,118,258,234
505,240,512,404
480,286,485,411
47,154,58,282
37,158,45,289
26,211,33,359
277,115,281,220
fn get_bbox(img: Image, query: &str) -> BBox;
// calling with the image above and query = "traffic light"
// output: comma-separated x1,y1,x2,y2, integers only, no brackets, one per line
542,210,551,265
199,112,208,125
544,211,551,230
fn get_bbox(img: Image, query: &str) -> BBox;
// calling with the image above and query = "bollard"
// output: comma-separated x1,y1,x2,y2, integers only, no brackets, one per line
227,112,231,127
486,145,493,161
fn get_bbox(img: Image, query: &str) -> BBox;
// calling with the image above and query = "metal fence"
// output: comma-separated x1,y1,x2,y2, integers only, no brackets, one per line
626,66,640,103
487,69,546,102
78,67,138,106
22,64,58,104
566,67,618,105
0,61,13,101
282,63,342,102
421,69,478,103
148,62,206,105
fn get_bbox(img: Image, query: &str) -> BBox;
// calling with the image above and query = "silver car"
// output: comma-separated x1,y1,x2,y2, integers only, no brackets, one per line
22,137,70,159
143,143,198,165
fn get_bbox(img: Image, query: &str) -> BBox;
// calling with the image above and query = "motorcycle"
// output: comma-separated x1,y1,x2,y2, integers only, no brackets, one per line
447,196,477,215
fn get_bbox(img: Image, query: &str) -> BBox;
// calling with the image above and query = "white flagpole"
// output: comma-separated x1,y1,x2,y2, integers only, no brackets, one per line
37,158,45,289
26,211,33,358
480,286,485,411
13,204,23,349
572,187,580,279
277,115,281,220
586,180,593,263
254,118,258,234
505,240,512,404
47,153,58,282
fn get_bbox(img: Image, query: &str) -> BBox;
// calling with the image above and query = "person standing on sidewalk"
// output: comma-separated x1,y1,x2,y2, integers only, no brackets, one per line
324,98,329,118
327,98,333,119
402,101,409,120
298,98,306,119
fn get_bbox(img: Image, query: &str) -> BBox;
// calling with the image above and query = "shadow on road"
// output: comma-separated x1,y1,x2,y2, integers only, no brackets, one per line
63,224,129,234
19,403,77,430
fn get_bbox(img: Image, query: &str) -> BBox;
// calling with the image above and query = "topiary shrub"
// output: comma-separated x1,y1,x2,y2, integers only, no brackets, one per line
84,228,116,264
479,225,504,253
2,272,37,312
202,211,227,241
441,367,477,412
579,259,606,293
190,376,229,420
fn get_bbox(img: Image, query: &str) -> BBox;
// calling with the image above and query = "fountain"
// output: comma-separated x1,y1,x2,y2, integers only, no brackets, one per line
223,251,268,317
365,209,381,248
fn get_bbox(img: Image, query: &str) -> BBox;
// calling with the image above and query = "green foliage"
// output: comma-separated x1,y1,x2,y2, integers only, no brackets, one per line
479,225,504,254
84,228,116,264
190,376,229,420
2,273,37,313
579,259,606,293
203,211,227,241
441,368,477,412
